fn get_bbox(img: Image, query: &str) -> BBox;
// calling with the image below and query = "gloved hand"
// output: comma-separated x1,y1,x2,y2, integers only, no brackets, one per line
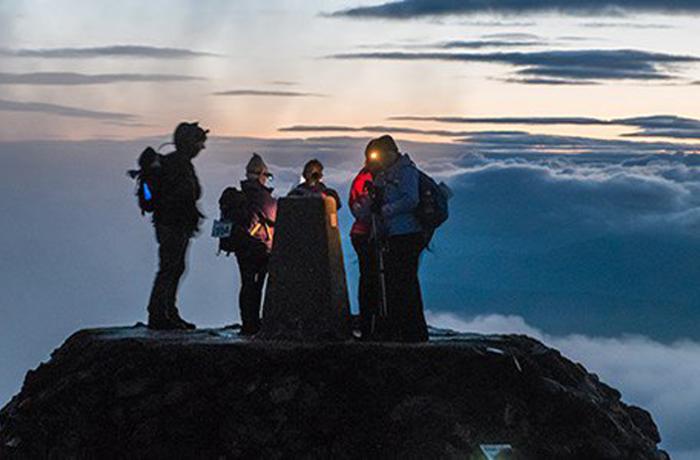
370,196,383,214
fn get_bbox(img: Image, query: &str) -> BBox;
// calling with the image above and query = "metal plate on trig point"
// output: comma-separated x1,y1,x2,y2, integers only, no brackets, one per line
480,444,513,460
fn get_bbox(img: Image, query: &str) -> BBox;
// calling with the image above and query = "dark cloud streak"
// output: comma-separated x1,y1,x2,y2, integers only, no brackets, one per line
278,123,700,153
581,21,673,29
502,77,598,85
0,98,135,121
439,39,545,49
0,45,219,59
330,0,700,19
329,49,699,83
213,89,326,97
390,116,612,125
279,124,472,137
390,114,700,140
0,72,204,85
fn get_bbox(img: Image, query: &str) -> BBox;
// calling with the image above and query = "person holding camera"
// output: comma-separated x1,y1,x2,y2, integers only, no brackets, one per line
288,159,342,211
349,135,429,342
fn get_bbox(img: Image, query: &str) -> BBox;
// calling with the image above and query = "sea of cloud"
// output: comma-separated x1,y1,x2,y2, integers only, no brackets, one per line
1,136,699,457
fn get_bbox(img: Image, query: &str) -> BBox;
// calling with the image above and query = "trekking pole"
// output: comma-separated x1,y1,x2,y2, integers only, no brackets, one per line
370,209,389,330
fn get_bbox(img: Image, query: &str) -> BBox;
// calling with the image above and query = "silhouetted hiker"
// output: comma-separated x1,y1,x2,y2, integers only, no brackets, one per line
349,167,377,340
219,153,277,336
352,135,429,342
145,122,207,330
288,159,342,210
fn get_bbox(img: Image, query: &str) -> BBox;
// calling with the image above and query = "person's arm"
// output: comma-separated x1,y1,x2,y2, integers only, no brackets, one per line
350,190,371,220
324,187,342,211
349,170,372,219
382,165,420,218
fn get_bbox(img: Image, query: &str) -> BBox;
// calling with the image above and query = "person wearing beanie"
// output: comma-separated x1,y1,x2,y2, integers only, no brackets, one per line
235,153,277,335
147,122,208,330
288,159,342,211
349,134,428,342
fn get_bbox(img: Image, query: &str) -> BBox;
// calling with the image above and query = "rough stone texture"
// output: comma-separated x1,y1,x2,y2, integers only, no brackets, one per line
0,326,668,460
260,196,351,341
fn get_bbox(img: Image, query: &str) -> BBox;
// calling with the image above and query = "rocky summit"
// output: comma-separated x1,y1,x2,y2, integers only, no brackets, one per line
0,326,667,459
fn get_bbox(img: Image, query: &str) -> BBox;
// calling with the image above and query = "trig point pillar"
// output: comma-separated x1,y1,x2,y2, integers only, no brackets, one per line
259,195,351,341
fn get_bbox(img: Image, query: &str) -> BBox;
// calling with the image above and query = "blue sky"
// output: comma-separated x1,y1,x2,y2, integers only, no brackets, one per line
1,1,700,458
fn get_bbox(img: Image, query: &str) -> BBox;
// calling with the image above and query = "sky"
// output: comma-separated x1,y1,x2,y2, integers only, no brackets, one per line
1,1,700,458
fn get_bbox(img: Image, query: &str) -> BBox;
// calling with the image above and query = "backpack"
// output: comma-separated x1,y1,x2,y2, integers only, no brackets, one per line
216,187,255,254
415,170,449,240
128,147,162,215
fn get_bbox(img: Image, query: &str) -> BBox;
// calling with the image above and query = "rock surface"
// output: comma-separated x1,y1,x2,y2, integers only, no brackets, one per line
0,326,667,459
260,196,351,341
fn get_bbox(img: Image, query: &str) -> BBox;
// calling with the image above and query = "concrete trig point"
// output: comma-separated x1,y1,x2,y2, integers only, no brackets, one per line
259,195,351,341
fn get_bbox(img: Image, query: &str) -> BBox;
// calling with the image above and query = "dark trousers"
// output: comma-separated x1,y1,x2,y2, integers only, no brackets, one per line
148,224,191,321
352,232,428,342
351,234,379,340
384,233,428,342
235,247,269,334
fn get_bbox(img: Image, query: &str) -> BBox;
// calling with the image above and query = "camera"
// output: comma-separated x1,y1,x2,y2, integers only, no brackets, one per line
364,180,384,214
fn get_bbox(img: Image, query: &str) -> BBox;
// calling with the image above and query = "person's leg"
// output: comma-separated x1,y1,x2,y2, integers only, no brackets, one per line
352,234,378,340
249,251,269,333
236,249,267,335
385,233,428,342
148,225,187,328
402,233,428,342
164,227,193,327
236,254,255,334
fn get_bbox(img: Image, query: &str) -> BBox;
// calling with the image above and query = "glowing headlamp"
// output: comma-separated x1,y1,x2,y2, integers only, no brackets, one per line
368,150,381,162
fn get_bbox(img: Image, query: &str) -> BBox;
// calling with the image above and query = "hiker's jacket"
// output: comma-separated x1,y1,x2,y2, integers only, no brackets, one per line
289,182,342,211
241,179,277,251
153,151,202,234
374,154,422,236
349,168,373,236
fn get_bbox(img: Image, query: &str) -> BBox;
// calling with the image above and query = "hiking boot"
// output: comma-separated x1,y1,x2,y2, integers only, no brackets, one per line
238,327,259,337
166,308,197,330
148,316,184,330
171,315,196,330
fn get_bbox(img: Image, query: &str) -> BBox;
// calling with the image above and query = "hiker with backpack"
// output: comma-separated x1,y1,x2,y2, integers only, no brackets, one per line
349,135,449,342
130,122,208,330
217,153,277,336
288,159,342,211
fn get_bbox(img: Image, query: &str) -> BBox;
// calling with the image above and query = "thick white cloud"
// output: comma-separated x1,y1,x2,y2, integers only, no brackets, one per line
426,311,700,459
441,152,700,234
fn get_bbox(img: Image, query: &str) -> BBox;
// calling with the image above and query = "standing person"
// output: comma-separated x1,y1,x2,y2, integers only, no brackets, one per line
288,159,342,210
236,153,277,335
349,167,377,340
360,135,429,342
147,122,208,330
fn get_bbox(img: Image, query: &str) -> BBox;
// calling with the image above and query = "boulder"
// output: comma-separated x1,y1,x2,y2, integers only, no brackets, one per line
0,326,668,459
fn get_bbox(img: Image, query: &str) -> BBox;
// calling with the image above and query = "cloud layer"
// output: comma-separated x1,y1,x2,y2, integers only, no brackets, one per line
329,49,700,83
0,72,203,85
213,89,326,98
0,45,218,59
0,98,134,120
279,116,700,148
390,114,700,140
331,0,700,19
